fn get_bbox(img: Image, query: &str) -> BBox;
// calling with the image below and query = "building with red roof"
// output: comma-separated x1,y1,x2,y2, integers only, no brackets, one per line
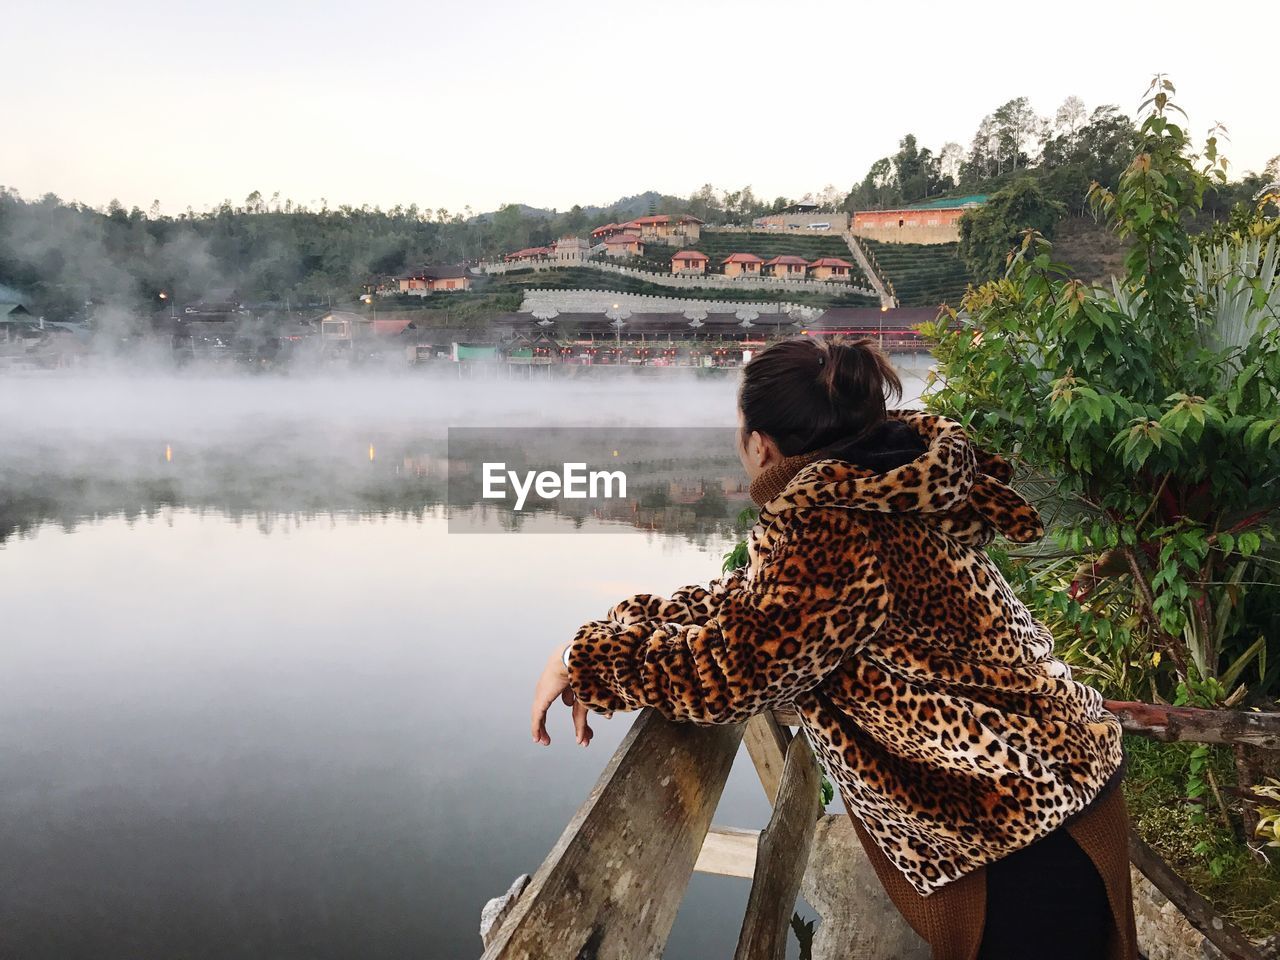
671,250,709,275
763,255,810,279
595,214,702,245
504,246,553,263
807,257,856,282
722,253,764,278
602,234,645,258
396,265,473,294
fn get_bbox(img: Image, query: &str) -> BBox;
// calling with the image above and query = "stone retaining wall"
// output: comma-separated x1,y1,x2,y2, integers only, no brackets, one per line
481,256,876,297
517,288,824,318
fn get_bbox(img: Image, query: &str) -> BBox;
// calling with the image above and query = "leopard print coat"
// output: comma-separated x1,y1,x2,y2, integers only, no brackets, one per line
565,409,1124,896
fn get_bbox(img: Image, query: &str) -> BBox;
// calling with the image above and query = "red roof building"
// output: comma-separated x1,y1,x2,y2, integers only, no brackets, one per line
763,254,810,279
807,257,856,282
603,234,645,258
671,250,709,275
397,266,473,294
504,246,553,262
722,253,764,278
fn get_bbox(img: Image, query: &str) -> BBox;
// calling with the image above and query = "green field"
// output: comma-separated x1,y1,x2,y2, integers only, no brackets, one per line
859,239,971,307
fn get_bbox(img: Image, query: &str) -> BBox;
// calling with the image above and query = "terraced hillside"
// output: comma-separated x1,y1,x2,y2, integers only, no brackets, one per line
860,239,971,308
489,267,877,308
621,231,870,286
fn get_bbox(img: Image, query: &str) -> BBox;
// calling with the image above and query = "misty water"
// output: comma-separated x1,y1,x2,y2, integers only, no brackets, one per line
0,364,926,959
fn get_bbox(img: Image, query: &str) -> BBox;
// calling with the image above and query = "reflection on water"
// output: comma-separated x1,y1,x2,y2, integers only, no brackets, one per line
0,368,927,959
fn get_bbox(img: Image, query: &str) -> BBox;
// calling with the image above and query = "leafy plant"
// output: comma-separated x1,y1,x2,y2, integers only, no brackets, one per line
924,76,1280,708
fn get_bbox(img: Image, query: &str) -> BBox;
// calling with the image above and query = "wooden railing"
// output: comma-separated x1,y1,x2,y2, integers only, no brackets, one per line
480,701,1280,960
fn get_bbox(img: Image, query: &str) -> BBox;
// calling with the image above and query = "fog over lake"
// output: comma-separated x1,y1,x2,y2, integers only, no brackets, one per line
0,367,926,959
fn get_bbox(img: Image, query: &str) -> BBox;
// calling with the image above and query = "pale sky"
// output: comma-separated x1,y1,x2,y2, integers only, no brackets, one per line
3,0,1274,216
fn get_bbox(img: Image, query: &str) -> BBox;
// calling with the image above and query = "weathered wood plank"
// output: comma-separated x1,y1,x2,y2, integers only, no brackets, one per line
1128,830,1267,960
694,824,758,879
744,711,792,803
480,709,744,960
734,733,821,960
773,701,1280,749
1106,700,1280,750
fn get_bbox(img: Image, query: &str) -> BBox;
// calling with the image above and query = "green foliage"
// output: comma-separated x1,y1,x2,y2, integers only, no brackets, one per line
1124,736,1280,938
957,178,1067,281
925,77,1280,706
721,507,757,574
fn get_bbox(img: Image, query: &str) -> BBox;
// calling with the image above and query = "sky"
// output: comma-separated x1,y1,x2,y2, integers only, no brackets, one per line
3,0,1275,216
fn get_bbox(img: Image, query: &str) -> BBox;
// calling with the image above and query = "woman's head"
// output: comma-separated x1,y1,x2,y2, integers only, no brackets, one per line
736,337,902,480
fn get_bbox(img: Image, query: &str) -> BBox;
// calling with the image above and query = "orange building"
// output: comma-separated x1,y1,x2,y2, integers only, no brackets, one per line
590,223,629,241
397,266,473,293
593,214,702,245
807,257,855,282
722,253,764,278
504,246,553,263
603,234,645,258
671,250,709,275
851,195,987,244
763,255,809,279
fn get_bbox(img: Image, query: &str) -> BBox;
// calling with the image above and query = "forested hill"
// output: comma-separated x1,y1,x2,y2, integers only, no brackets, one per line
3,89,1275,321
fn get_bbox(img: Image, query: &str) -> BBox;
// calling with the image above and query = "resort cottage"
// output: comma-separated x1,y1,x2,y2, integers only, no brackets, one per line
722,253,764,278
397,266,473,294
671,250,709,275
603,234,645,258
807,257,855,282
763,255,809,279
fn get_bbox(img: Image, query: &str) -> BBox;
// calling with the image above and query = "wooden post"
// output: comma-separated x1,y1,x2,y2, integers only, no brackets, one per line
1128,830,1267,960
734,733,821,960
480,710,744,960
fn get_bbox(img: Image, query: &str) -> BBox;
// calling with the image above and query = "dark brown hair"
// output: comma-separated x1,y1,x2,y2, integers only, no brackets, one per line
738,337,903,456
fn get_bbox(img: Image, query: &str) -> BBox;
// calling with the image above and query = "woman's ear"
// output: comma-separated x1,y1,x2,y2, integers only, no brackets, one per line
748,430,783,471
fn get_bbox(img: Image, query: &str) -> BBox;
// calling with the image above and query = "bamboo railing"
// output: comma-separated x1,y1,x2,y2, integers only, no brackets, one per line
480,701,1280,960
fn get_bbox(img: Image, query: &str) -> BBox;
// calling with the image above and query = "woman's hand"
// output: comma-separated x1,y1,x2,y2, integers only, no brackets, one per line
531,642,596,748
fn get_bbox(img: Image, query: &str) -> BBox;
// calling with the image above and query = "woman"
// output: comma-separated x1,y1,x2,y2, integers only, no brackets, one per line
531,337,1137,960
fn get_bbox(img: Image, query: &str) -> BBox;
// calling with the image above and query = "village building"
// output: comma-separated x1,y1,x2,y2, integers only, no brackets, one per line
670,250,709,275
721,253,764,278
552,236,591,261
590,223,630,242
762,255,809,279
807,257,856,282
504,247,553,263
602,234,645,258
851,195,987,244
619,214,703,244
397,266,473,294
0,302,36,345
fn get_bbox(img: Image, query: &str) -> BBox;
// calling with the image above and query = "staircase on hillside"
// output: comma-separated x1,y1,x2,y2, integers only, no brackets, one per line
843,233,896,309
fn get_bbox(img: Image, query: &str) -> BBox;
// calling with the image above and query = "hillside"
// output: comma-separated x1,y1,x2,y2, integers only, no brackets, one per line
860,239,970,308
1051,216,1127,284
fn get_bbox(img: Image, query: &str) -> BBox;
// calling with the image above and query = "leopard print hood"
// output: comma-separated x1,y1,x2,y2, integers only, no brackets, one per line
760,409,1044,547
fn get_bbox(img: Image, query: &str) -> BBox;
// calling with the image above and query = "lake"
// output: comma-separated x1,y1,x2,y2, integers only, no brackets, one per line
0,364,928,959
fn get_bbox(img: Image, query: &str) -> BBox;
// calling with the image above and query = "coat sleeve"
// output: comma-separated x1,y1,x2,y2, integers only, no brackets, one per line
565,511,889,724
603,566,748,628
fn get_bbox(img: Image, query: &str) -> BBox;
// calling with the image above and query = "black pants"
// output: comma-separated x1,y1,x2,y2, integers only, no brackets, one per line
977,824,1112,959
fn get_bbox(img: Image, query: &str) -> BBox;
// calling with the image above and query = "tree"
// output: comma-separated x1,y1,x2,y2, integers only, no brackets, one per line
927,78,1279,717
1053,95,1088,141
957,178,1066,280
